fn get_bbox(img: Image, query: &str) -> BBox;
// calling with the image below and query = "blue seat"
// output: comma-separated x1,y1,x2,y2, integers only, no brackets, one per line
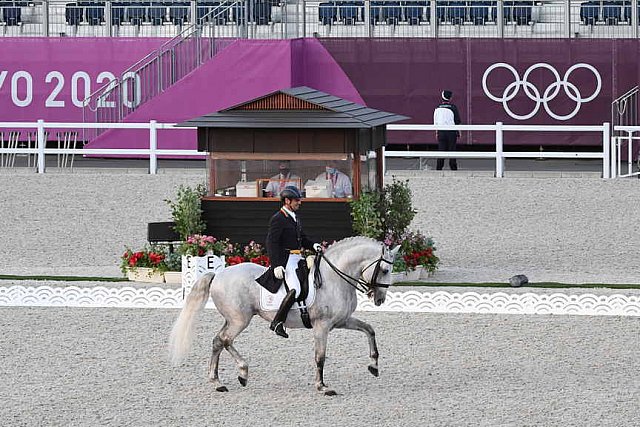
602,1,622,24
65,3,83,25
580,1,599,25
169,3,189,24
504,0,532,25
148,6,165,25
2,5,21,25
402,1,428,25
339,2,360,24
111,3,127,25
445,1,466,25
370,1,384,23
252,1,271,25
86,4,105,25
233,3,245,24
319,2,337,25
469,1,491,24
382,1,402,24
127,6,146,24
371,0,401,24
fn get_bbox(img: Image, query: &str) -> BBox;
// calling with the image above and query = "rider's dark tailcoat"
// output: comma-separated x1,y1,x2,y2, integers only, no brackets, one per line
266,208,314,269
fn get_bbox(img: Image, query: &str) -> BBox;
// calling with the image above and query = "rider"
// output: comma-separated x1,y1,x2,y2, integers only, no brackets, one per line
266,185,323,338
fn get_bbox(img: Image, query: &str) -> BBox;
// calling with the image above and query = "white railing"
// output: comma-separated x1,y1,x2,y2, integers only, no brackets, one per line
611,126,640,178
0,120,201,174
0,120,617,178
386,122,612,178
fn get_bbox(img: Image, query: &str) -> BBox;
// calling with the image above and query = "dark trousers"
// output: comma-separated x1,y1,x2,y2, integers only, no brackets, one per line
436,131,458,170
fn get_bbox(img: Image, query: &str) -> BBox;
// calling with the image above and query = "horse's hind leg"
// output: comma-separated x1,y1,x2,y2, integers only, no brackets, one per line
338,316,380,377
208,316,251,391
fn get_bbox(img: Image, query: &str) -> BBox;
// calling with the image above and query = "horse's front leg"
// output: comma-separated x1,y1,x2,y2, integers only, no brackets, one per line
313,324,337,396
338,316,379,377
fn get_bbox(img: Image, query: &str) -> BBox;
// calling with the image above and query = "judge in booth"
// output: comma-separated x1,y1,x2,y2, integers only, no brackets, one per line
265,161,301,197
315,160,352,198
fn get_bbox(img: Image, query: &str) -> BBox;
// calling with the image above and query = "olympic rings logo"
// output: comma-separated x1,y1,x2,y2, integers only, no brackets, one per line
482,63,601,121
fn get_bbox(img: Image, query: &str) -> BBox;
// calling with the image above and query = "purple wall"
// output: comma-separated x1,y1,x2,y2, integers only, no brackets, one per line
0,38,166,122
2,37,638,149
320,38,637,146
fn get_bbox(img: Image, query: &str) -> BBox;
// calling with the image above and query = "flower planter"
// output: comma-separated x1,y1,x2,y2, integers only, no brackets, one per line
391,271,408,283
419,267,432,280
181,254,226,298
406,269,421,281
163,271,182,285
127,267,165,283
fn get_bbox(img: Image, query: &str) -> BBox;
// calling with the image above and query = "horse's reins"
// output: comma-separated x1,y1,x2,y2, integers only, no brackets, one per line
315,248,393,295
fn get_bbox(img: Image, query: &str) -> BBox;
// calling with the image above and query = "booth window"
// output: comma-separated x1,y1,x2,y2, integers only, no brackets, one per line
206,154,354,199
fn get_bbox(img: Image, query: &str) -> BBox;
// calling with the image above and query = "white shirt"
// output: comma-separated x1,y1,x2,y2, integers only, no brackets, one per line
433,105,456,126
282,206,296,222
315,170,353,198
265,173,300,196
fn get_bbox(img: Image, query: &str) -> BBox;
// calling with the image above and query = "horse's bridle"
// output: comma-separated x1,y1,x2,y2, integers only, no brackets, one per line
315,247,393,295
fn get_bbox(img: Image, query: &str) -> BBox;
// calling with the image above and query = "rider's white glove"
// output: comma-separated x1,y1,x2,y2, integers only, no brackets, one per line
274,266,285,279
313,243,323,253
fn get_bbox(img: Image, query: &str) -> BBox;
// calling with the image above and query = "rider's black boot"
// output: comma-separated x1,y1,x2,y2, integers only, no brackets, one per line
270,289,296,339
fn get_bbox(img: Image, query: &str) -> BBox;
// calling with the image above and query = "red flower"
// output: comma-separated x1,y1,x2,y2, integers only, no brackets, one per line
250,255,270,266
227,256,246,266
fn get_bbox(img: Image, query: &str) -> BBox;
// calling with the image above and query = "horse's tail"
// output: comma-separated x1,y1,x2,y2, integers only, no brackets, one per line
168,272,215,366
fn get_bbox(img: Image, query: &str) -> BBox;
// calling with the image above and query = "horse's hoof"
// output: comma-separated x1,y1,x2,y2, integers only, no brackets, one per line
324,389,337,397
238,376,247,387
368,366,379,377
216,385,229,392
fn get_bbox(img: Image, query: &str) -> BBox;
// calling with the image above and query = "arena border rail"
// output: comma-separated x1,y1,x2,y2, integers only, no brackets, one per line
0,120,616,178
0,284,639,317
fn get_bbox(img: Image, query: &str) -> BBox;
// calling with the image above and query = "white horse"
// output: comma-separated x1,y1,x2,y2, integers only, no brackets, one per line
169,236,399,396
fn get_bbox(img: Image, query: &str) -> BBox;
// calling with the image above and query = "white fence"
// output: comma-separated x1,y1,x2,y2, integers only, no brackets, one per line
611,126,640,178
0,120,621,178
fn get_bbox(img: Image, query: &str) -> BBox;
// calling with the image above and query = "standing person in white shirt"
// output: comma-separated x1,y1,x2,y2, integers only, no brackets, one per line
316,161,352,198
433,90,461,171
265,160,301,197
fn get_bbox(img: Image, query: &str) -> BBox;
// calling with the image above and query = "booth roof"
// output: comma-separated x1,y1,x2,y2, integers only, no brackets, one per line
176,86,410,129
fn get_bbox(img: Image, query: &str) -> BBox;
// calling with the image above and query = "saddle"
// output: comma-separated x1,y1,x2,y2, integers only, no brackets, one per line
255,260,313,329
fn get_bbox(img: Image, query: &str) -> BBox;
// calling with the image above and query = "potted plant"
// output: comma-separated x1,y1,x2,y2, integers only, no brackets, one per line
164,184,207,241
399,231,439,280
120,246,167,283
163,250,182,284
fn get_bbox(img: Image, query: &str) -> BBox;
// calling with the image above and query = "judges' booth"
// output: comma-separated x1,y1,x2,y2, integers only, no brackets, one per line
177,86,409,245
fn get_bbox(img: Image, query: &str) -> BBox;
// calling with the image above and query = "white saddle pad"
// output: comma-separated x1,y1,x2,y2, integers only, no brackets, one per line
259,271,316,311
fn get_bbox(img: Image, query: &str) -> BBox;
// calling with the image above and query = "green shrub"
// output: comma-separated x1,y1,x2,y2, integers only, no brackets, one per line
165,184,207,241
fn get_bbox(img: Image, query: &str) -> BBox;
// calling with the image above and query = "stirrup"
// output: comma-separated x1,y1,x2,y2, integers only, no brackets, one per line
270,321,289,339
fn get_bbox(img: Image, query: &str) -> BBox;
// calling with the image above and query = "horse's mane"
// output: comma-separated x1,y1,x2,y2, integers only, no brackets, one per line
324,236,383,265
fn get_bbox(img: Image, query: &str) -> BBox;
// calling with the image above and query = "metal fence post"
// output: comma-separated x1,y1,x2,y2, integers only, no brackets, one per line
149,120,158,175
495,121,504,178
602,122,610,179
37,119,45,174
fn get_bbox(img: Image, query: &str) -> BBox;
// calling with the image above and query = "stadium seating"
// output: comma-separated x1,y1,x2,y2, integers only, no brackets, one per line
504,0,533,25
65,3,83,25
85,3,105,25
252,1,271,25
169,2,189,25
2,5,21,25
402,1,429,25
111,4,126,25
148,5,166,25
127,5,147,25
339,1,363,25
469,1,494,25
319,2,337,25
